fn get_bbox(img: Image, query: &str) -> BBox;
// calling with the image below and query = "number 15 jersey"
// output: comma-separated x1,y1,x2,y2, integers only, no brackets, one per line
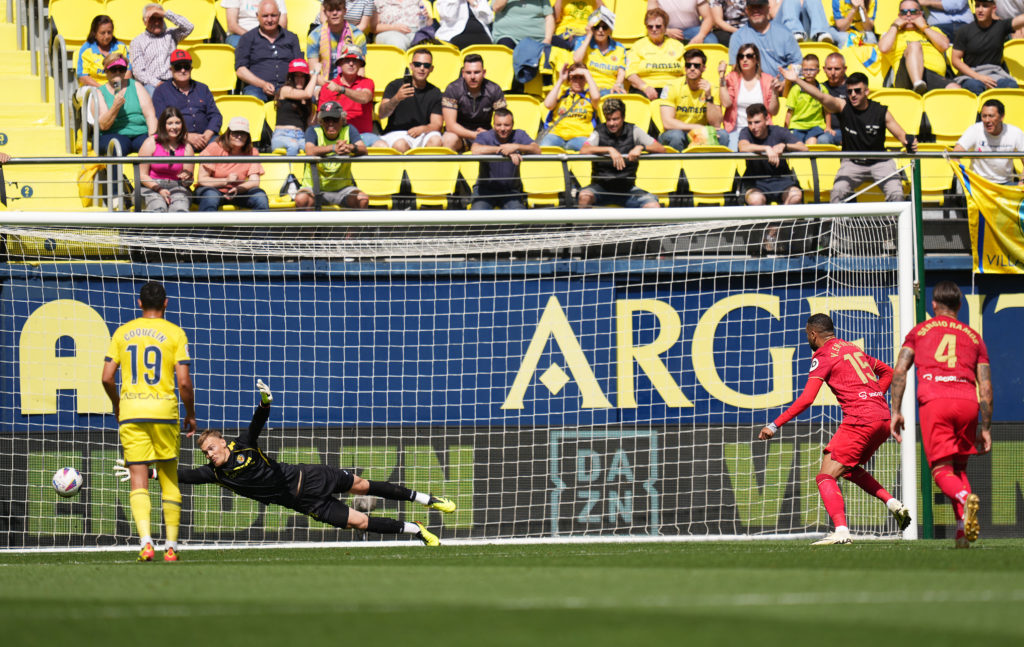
902,315,988,405
105,316,191,425
808,338,892,425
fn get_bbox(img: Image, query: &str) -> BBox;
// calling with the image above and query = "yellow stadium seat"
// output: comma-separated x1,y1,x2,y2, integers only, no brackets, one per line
775,94,788,127
977,88,1024,117
504,94,544,139
49,0,105,48
0,126,67,156
844,45,890,89
610,0,648,45
364,44,407,102
914,142,955,206
461,44,515,92
351,147,404,208
404,147,461,208
259,152,296,209
214,95,266,140
521,146,566,207
2,163,106,211
799,42,839,83
922,88,977,146
105,0,153,40
790,143,841,202
650,99,670,133
407,44,462,92
635,155,681,205
187,43,237,95
1004,40,1024,83
597,94,651,132
875,0,900,34
288,0,323,36
567,151,591,189
869,88,922,147
460,152,480,193
680,145,737,205
162,0,217,43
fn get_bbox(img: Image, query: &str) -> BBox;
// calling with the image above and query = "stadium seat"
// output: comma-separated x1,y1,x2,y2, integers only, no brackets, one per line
364,44,407,102
404,147,461,208
288,0,323,37
162,0,217,43
259,152,296,209
799,42,839,83
650,99,670,133
875,0,900,36
679,145,737,205
869,89,922,148
459,152,480,194
567,151,591,189
1004,40,1024,84
914,143,955,207
608,0,647,44
351,147,404,208
214,95,266,140
48,0,105,49
635,155,681,205
977,88,1024,117
520,146,567,207
105,0,154,40
407,44,461,91
774,94,788,127
187,43,237,95
845,45,889,89
504,94,543,139
922,88,977,146
790,143,841,202
461,44,514,92
597,94,651,132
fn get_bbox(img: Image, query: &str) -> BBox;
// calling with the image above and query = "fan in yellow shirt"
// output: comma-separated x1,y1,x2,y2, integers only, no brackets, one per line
540,63,602,150
626,8,686,99
878,0,959,94
102,281,196,563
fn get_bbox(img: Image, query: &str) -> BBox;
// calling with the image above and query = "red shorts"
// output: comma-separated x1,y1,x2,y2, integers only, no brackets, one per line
919,398,979,466
825,419,891,467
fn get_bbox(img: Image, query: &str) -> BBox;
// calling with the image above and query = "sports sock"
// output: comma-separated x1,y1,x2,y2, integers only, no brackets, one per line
933,464,968,519
954,460,973,499
843,467,893,502
364,516,407,535
366,480,425,503
816,474,848,529
156,460,181,547
129,488,151,543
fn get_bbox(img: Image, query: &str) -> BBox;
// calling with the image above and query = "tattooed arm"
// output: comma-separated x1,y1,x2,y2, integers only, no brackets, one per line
977,363,993,454
889,347,915,442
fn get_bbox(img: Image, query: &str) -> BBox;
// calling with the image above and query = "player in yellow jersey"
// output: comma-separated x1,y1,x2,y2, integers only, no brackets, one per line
101,281,196,563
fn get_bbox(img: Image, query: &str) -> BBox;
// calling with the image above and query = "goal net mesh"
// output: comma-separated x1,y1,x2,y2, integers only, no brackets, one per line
0,208,908,548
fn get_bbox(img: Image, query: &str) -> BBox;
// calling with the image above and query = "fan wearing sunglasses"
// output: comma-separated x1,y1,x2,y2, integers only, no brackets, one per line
572,7,627,95
878,0,961,94
626,8,686,100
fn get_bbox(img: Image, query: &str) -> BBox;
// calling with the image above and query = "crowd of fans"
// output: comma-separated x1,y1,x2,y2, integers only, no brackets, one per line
68,0,1024,212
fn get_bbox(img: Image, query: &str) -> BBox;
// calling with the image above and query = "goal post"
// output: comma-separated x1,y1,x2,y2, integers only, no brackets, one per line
0,203,917,549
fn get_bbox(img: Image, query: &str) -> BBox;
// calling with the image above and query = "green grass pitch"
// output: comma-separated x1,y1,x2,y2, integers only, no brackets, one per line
3,540,1023,646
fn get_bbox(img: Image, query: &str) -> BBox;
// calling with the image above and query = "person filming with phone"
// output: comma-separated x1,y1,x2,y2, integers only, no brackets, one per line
372,48,444,152
93,51,157,155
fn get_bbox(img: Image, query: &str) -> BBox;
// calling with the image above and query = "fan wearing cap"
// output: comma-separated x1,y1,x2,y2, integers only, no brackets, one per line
572,7,627,95
308,0,367,87
153,50,223,153
318,46,377,146
93,51,158,155
269,59,318,156
195,116,270,211
235,0,303,102
128,3,194,95
294,101,369,210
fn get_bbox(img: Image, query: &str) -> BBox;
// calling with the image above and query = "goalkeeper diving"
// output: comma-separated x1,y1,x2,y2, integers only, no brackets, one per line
116,379,455,548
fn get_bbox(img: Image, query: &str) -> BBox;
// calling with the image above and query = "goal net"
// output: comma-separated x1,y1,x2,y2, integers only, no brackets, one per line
0,204,917,549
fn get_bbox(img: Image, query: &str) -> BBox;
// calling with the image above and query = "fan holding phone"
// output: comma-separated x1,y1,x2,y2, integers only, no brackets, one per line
92,52,157,155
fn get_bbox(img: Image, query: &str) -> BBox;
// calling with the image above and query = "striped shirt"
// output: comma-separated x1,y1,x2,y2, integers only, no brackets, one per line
128,11,194,87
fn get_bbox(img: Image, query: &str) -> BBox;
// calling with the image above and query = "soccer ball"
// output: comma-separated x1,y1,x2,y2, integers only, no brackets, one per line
52,467,83,498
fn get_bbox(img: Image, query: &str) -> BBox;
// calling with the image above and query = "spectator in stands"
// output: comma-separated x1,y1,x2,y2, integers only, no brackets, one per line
579,98,666,208
138,106,195,213
373,48,444,151
728,0,802,80
129,4,193,95
951,0,1024,95
779,68,917,202
270,59,317,155
374,0,433,50
954,99,1024,185
309,0,368,86
540,63,600,150
555,0,601,47
650,0,718,44
821,52,847,144
572,8,626,96
77,15,130,101
709,0,749,46
878,0,959,94
996,0,1024,38
470,107,541,209
492,0,555,50
235,0,303,102
785,54,834,144
718,42,779,150
921,0,972,39
319,46,377,145
346,0,376,34
442,54,507,152
659,48,725,150
222,0,288,48
739,102,806,205
94,53,157,154
777,0,836,43
436,0,495,49
626,8,687,100
830,0,877,45
294,102,369,209
153,50,222,153
196,117,269,211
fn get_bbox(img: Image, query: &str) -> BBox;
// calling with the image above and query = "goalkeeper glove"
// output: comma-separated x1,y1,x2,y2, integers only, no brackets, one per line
113,458,156,481
257,378,273,405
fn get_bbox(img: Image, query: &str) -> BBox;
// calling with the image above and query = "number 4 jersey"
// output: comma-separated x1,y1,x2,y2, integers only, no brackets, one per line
106,317,191,424
902,315,989,405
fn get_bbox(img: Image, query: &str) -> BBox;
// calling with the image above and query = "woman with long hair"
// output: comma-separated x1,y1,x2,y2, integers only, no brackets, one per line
137,106,195,212
93,51,157,154
196,117,269,211
718,42,779,150
77,15,130,94
270,59,318,156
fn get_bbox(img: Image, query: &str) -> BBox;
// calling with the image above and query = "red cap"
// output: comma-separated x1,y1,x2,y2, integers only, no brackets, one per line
288,59,311,75
170,49,192,64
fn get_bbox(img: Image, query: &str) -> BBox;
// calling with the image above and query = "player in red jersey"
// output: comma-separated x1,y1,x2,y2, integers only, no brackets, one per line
891,281,993,548
758,314,911,545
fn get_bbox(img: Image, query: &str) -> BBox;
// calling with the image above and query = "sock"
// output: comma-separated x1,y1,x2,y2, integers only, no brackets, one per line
156,460,181,548
933,464,968,519
843,467,893,502
816,474,848,529
129,488,151,544
364,516,407,535
366,480,419,503
954,460,973,499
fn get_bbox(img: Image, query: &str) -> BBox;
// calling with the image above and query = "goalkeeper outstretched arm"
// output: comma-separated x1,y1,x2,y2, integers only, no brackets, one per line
758,377,825,440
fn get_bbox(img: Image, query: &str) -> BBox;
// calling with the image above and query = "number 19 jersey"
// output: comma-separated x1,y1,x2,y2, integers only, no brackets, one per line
902,315,988,405
808,338,891,425
105,316,191,425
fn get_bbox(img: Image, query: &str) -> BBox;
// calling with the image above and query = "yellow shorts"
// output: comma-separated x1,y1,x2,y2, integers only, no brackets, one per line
119,421,180,464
